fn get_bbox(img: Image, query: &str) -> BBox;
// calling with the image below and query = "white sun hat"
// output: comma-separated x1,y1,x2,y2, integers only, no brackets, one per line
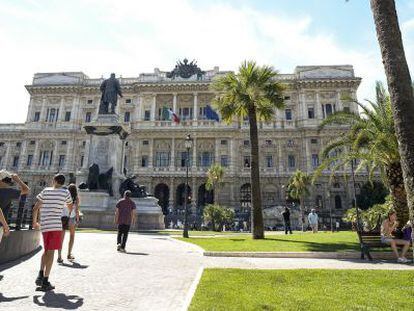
0,169,12,180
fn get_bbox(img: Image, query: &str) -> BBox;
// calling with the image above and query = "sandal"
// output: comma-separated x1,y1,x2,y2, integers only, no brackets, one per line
57,257,63,264
67,254,75,261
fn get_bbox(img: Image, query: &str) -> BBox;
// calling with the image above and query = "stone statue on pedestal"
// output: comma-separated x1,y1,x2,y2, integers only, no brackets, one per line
99,73,123,114
82,163,114,196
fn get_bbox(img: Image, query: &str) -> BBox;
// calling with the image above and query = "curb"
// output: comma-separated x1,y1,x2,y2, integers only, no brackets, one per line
203,251,397,260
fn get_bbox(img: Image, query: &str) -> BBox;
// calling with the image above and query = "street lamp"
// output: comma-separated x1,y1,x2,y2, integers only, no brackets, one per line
183,134,193,238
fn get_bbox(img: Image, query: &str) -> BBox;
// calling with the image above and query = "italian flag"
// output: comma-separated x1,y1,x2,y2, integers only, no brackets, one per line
162,106,180,124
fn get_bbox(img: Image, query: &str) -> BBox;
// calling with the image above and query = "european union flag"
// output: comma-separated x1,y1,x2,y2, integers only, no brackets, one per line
205,105,219,121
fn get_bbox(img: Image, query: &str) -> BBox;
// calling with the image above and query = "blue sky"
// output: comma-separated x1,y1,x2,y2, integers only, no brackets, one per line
0,0,413,123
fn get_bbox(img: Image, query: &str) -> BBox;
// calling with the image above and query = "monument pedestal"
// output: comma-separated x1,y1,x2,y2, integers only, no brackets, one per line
78,191,165,230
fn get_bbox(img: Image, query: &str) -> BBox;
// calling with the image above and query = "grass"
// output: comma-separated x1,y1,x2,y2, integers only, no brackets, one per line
189,269,414,311
177,231,360,252
76,228,253,236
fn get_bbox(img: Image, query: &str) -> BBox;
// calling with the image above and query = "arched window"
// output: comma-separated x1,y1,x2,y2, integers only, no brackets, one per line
335,195,342,209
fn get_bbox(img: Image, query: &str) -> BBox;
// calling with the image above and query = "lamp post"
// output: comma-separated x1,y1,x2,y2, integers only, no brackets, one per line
183,134,193,238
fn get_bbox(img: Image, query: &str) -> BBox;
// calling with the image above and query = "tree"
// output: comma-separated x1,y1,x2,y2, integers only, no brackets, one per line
211,60,285,239
205,164,225,205
370,0,414,232
357,181,388,210
315,82,409,225
287,170,312,231
203,204,235,232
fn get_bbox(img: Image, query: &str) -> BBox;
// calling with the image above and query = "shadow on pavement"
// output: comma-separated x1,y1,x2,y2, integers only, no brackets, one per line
59,262,89,269
0,246,42,272
124,252,149,256
0,293,29,303
33,292,84,309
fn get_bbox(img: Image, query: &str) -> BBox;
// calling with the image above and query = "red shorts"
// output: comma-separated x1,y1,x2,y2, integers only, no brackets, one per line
42,231,63,251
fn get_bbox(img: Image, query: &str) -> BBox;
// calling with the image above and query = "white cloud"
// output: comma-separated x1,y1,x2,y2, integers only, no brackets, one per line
0,0,411,123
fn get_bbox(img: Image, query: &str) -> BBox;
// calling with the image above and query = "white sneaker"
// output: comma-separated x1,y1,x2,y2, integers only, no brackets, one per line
398,257,409,263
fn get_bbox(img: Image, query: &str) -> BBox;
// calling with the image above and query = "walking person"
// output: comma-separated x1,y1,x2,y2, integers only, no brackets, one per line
115,190,136,253
308,209,319,233
0,170,29,244
57,184,80,263
32,174,73,291
281,206,292,234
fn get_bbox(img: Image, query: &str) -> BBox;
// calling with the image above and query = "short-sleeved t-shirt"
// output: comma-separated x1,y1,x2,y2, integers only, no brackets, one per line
0,188,21,227
116,198,136,225
37,187,72,233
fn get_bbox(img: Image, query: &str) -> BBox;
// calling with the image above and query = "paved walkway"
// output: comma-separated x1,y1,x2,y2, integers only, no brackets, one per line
0,233,203,311
1,233,413,311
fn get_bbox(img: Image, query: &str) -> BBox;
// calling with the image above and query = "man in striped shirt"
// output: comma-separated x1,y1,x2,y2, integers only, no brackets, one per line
32,174,73,291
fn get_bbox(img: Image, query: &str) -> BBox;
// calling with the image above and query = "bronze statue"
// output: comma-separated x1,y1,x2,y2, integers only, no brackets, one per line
99,73,123,114
85,163,114,196
119,176,147,198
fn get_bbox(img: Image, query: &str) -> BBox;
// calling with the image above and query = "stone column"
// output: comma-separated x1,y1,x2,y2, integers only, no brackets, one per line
151,94,156,121
215,138,220,164
136,95,142,122
315,92,323,120
170,137,175,170
149,138,154,168
27,97,35,123
51,140,59,169
64,140,73,171
336,90,343,112
134,139,140,172
193,92,198,121
3,142,11,169
19,140,28,170
305,137,311,172
33,140,40,169
169,178,175,212
40,97,47,123
230,138,236,174
59,97,65,122
192,137,197,169
278,140,284,173
191,178,197,213
71,96,80,129
172,93,177,127
300,92,306,122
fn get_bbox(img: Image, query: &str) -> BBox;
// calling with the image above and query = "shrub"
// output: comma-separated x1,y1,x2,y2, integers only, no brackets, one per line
203,204,235,231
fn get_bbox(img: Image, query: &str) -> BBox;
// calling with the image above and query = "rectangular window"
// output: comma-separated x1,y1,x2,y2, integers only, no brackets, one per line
125,99,132,104
12,156,19,167
27,154,33,166
220,140,227,145
30,140,35,145
288,155,295,168
143,140,149,146
155,152,170,167
284,96,291,100
141,156,148,167
308,107,315,119
80,155,84,167
265,139,272,146
85,112,92,123
266,155,273,168
243,155,251,168
220,155,228,167
16,142,21,148
87,99,93,104
343,106,350,113
34,111,40,122
199,152,213,167
124,111,130,122
180,152,192,167
144,110,151,121
243,140,250,146
61,140,67,145
312,154,319,167
285,109,292,120
311,138,318,144
40,151,50,166
287,139,294,147
48,108,56,122
65,111,71,121
325,104,333,117
59,155,65,167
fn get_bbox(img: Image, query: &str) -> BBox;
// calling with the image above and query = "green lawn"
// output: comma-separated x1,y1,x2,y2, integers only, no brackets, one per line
190,269,414,311
177,231,360,252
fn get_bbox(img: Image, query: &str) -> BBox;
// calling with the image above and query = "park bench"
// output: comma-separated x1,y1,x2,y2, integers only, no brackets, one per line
357,231,387,261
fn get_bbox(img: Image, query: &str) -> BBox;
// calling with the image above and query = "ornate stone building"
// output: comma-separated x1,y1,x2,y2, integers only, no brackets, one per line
0,62,363,228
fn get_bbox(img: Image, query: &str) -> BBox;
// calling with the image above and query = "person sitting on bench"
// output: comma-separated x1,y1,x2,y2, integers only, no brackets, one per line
381,210,410,263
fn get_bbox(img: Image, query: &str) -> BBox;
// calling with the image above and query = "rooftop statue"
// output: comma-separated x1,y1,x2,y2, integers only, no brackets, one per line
166,58,205,80
99,73,123,114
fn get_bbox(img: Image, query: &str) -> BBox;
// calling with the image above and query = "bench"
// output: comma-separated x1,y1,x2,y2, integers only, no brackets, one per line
357,231,387,260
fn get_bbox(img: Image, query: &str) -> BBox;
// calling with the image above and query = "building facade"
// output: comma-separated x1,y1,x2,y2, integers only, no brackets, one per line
0,62,364,228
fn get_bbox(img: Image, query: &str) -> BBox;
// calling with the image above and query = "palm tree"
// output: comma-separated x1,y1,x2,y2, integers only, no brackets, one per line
205,163,225,205
315,82,409,225
287,170,312,231
370,0,414,229
211,60,285,239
